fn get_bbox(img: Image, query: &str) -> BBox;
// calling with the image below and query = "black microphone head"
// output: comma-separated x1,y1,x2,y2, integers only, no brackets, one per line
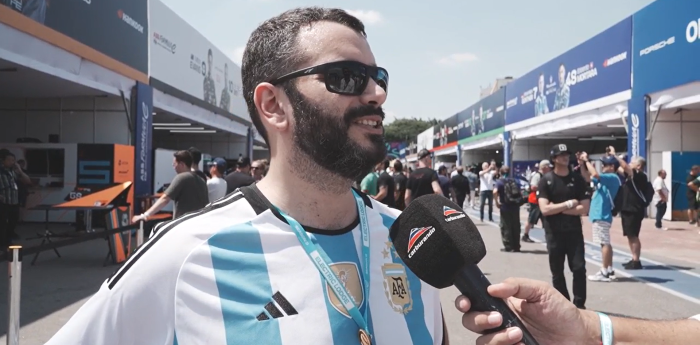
389,195,487,289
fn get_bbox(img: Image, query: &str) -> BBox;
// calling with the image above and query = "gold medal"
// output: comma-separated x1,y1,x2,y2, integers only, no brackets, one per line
358,329,371,345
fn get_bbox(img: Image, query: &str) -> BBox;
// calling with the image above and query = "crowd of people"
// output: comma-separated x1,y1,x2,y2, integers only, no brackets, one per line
131,147,267,224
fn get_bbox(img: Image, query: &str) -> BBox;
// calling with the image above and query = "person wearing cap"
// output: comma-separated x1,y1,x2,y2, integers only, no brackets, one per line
522,160,551,243
224,156,256,194
405,149,442,205
207,158,228,202
580,150,626,282
537,143,590,309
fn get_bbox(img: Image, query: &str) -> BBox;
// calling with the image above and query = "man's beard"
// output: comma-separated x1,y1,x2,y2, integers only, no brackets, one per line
286,84,387,182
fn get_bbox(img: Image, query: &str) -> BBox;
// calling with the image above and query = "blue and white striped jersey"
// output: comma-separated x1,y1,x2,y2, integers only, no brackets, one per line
46,185,444,345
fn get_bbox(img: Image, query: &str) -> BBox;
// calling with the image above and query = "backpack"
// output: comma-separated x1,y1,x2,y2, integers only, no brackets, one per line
502,178,524,205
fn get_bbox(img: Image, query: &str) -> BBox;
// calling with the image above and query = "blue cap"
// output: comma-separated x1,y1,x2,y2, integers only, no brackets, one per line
600,156,618,166
209,157,227,172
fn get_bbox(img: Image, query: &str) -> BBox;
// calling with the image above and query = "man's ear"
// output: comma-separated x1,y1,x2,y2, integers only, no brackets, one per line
254,83,290,134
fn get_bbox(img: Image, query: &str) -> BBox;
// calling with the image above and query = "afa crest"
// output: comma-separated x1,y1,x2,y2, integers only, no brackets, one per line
381,263,413,315
325,262,364,318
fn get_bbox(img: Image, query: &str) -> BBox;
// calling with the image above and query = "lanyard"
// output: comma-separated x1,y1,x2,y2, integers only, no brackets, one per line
277,190,371,339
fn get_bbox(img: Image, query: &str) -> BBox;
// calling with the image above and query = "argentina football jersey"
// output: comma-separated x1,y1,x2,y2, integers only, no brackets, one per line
45,185,444,345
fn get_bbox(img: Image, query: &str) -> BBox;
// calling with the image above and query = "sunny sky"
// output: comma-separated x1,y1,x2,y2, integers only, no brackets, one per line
162,0,655,123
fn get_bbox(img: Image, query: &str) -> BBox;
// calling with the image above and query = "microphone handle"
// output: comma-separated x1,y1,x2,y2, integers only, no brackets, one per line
454,265,540,345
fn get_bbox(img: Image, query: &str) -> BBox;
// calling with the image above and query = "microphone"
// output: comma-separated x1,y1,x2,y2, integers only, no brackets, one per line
389,195,539,345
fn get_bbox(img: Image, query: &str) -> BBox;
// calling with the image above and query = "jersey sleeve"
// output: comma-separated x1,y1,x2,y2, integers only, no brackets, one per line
44,265,177,345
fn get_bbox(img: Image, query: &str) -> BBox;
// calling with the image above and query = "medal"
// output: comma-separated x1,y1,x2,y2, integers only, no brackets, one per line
358,329,371,345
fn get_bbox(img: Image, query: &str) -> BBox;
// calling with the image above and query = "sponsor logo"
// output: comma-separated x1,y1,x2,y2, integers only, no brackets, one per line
443,206,466,222
139,103,149,182
630,113,640,158
117,10,144,34
603,51,627,67
407,226,435,258
153,32,176,54
639,36,675,56
506,97,518,108
324,262,364,318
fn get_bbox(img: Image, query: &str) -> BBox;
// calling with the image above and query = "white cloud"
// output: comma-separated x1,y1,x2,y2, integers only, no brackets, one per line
345,10,383,25
436,53,478,66
229,46,245,66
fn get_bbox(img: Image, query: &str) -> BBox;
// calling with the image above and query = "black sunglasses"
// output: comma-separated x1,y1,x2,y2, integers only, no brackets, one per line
268,60,389,96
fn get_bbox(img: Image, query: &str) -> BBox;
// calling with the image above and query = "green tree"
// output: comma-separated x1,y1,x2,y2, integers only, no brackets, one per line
383,118,438,142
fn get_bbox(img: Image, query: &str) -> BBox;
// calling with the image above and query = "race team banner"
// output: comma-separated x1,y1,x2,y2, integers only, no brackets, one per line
149,0,247,119
505,17,632,126
1,0,148,73
432,114,459,148
457,88,506,143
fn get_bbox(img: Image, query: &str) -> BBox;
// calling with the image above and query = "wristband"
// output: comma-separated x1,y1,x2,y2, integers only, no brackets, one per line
596,312,613,345
142,213,150,220
565,200,573,209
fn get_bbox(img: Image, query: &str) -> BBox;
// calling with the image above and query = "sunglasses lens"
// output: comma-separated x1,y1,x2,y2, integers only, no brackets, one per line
374,68,389,93
326,65,367,95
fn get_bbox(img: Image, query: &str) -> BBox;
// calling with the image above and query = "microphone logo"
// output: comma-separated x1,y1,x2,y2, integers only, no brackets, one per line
443,206,466,222
407,226,435,258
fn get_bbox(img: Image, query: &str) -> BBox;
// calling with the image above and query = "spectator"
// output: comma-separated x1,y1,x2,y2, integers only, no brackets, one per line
224,156,256,194
133,150,208,221
653,169,669,230
494,165,523,252
206,158,228,203
188,147,207,181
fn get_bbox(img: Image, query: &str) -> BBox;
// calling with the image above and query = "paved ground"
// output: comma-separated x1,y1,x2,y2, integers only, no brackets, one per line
1,217,700,344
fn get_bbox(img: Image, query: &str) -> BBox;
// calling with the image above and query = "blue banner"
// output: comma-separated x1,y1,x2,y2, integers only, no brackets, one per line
433,115,459,148
632,0,700,96
503,131,512,168
457,88,506,143
505,17,632,126
134,82,153,211
627,97,647,161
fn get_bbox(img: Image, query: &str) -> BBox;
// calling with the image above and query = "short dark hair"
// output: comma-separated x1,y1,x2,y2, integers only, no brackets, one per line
188,147,202,164
383,158,390,170
241,7,366,145
174,150,193,168
393,160,403,172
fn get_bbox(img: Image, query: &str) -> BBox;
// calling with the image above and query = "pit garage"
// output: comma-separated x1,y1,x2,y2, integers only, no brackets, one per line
629,0,700,221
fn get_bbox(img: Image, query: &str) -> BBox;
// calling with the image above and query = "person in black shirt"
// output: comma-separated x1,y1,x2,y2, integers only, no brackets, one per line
537,144,590,309
224,156,256,194
392,160,408,210
405,149,442,205
617,152,649,270
188,147,208,181
373,159,396,208
450,166,470,208
686,165,699,225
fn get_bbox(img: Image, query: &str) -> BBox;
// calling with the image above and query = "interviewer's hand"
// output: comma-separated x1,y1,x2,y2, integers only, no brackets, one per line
455,277,598,345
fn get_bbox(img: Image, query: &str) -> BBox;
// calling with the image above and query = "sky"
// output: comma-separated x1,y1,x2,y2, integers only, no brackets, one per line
161,0,655,123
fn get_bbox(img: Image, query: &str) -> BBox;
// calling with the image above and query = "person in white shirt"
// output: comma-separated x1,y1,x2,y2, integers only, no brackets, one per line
479,161,497,222
206,157,228,203
653,169,669,230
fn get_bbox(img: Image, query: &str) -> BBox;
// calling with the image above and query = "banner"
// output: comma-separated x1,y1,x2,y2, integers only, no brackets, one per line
632,1,700,97
627,97,647,161
133,82,153,210
1,0,148,73
416,127,434,151
457,88,506,143
505,17,632,126
433,115,459,148
149,0,247,120
385,142,405,159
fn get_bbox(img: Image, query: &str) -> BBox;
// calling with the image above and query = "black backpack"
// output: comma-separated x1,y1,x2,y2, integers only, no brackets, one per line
502,178,524,205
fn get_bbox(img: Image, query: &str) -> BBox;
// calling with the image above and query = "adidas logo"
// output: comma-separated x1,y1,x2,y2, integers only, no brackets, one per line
443,206,465,222
256,291,298,321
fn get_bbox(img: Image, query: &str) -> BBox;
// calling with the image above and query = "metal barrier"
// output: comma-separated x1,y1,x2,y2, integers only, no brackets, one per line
7,246,22,345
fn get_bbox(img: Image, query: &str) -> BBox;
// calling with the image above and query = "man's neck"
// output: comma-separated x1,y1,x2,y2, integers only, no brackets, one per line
191,167,200,171
256,161,358,231
553,165,569,176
